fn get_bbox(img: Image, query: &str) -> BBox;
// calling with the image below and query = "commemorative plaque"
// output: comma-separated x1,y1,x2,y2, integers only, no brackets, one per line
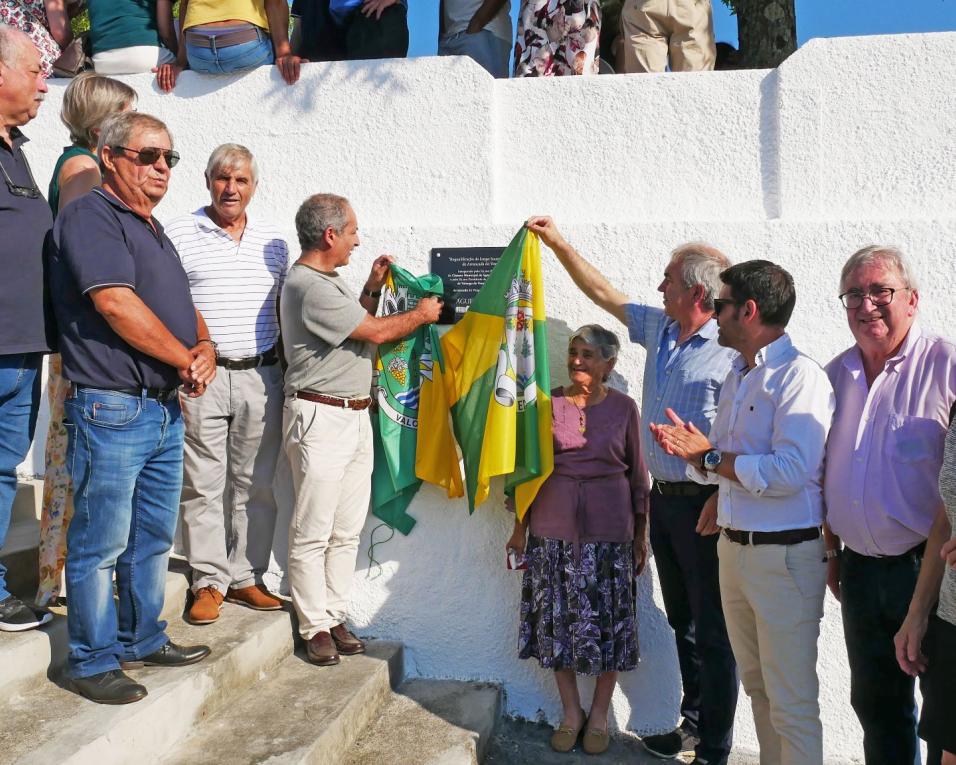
429,246,504,324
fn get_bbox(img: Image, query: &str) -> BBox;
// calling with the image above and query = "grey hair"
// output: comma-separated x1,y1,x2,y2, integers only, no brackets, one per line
568,324,620,361
205,143,259,185
295,193,351,251
840,245,918,292
97,111,172,157
0,24,31,67
669,242,731,312
61,72,137,149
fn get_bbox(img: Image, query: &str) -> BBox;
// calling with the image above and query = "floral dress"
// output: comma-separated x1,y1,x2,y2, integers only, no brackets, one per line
0,0,61,78
513,0,601,77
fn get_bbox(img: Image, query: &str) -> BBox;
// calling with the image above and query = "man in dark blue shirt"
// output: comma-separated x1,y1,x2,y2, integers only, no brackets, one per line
47,111,217,705
0,26,55,634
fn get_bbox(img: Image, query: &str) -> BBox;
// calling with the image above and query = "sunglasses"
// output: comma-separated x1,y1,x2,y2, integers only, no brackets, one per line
113,145,180,168
0,156,40,199
712,298,741,314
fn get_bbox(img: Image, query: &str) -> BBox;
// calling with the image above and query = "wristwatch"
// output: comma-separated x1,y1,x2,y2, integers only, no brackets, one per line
701,449,722,471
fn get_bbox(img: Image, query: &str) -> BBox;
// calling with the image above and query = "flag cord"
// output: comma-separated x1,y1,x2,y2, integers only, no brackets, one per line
366,522,395,580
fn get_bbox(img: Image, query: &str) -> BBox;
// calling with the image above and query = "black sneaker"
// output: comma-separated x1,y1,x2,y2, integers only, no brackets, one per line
641,720,700,758
0,595,53,632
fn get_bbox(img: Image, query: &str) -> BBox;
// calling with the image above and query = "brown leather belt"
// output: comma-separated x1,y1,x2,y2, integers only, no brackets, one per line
185,27,262,49
295,391,373,410
723,527,820,546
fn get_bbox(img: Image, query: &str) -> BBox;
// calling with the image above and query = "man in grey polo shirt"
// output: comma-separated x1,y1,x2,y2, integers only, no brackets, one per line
527,216,737,764
166,144,289,626
282,193,441,666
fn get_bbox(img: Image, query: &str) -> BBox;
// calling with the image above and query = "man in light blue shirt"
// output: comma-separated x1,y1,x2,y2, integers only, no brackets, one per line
652,260,834,765
526,216,737,765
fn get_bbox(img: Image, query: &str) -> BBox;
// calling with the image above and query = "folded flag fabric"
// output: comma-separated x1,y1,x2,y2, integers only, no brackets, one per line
416,227,553,521
371,265,444,535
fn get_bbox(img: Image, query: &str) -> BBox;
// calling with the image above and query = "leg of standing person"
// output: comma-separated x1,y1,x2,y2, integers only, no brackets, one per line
438,30,511,79
0,353,44,629
667,0,715,71
180,371,231,620
619,0,670,73
37,354,73,606
224,365,283,600
116,399,187,664
841,548,922,765
718,534,782,765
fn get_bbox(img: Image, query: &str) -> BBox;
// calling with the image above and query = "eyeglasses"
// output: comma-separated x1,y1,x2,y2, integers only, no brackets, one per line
838,286,905,310
112,145,180,168
0,156,40,199
712,298,740,314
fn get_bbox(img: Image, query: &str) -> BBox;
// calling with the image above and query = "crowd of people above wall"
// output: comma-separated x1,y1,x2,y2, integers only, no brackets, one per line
6,0,732,84
1,20,955,765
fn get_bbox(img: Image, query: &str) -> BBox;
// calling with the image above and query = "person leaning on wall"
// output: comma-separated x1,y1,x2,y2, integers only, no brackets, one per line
619,0,716,74
86,0,178,76
290,0,408,64
35,71,138,609
506,324,650,756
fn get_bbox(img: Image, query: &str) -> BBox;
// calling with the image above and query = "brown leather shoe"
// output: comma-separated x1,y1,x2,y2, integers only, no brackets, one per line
187,586,224,625
306,631,340,666
330,623,366,655
225,584,282,611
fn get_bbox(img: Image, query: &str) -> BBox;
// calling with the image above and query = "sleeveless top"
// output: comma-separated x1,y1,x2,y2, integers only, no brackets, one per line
48,146,98,216
184,0,269,30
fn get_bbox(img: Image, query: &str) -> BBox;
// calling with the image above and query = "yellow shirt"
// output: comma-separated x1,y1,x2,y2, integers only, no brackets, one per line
184,0,270,31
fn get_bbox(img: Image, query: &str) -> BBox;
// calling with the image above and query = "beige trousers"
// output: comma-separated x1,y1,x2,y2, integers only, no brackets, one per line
718,533,827,765
283,397,373,639
620,0,716,73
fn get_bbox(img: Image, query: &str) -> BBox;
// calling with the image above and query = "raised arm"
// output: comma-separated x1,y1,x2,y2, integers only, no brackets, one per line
350,296,442,345
525,216,630,325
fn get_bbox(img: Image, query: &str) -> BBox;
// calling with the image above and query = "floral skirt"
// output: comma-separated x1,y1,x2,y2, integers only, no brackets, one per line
518,535,638,675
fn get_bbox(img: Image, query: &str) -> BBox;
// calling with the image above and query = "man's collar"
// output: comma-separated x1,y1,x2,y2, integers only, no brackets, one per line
733,333,792,374
194,206,252,233
1,127,28,152
664,316,719,342
94,187,162,232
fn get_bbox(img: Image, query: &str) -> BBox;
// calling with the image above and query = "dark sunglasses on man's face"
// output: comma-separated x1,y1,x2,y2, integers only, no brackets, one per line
113,145,180,168
712,298,740,315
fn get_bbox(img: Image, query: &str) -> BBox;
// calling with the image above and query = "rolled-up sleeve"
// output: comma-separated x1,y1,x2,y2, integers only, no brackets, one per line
734,362,835,498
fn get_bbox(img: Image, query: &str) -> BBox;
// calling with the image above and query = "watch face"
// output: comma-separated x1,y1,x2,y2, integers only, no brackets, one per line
704,450,721,470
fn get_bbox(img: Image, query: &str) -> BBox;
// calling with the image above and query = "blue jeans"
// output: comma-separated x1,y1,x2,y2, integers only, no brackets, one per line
438,29,511,78
185,26,274,74
64,388,184,679
0,353,42,601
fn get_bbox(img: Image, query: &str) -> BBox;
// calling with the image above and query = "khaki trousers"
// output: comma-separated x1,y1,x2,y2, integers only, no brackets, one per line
180,364,284,593
284,397,373,639
620,0,715,73
718,533,827,765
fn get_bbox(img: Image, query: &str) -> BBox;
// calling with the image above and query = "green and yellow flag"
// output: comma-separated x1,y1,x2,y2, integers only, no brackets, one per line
416,227,553,520
371,265,444,534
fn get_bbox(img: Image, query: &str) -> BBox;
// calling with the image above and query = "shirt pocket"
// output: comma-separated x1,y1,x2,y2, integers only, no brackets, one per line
888,415,945,465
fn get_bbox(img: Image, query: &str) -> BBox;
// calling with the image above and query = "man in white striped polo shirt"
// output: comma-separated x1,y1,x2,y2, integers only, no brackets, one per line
166,144,289,625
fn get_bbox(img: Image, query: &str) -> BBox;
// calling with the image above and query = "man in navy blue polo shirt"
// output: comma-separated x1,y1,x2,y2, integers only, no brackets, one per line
47,111,217,705
0,26,56,633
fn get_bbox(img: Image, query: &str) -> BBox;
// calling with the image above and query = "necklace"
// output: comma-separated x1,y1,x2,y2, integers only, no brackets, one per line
567,390,588,433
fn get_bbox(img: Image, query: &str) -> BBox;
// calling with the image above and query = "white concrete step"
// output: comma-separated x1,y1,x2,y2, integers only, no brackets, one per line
159,640,404,765
0,563,190,696
343,678,501,765
11,480,42,523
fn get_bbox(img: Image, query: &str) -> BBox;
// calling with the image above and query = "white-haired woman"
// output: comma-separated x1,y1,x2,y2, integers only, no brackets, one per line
36,72,136,607
507,324,650,755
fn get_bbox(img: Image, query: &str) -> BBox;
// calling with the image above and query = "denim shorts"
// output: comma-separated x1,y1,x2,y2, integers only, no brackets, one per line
185,25,275,74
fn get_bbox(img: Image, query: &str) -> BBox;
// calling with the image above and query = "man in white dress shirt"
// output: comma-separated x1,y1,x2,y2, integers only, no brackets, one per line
651,260,834,765
166,144,289,625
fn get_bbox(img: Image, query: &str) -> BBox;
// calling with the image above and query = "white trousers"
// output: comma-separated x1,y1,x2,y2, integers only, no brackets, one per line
92,45,176,75
718,533,827,765
284,397,373,639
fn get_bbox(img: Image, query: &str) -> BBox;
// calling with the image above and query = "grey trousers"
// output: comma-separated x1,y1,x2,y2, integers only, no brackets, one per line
180,363,284,593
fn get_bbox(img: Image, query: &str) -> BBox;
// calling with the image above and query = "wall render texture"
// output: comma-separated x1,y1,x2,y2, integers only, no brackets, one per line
21,32,956,762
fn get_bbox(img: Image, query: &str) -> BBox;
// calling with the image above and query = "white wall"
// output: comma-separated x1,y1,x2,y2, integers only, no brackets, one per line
23,32,956,762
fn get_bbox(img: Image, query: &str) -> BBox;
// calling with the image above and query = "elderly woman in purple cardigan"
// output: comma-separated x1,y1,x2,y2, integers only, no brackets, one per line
507,324,650,755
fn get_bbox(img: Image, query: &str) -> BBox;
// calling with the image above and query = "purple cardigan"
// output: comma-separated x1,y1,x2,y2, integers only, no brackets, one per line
528,387,650,545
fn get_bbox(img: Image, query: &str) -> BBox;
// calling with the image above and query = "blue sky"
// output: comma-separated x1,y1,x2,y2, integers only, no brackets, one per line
406,0,956,59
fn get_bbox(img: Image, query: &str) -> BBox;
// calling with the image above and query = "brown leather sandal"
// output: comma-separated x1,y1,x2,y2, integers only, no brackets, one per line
582,726,610,755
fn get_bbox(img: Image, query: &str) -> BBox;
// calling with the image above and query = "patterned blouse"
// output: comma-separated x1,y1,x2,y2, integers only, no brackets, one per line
0,0,61,78
937,414,956,627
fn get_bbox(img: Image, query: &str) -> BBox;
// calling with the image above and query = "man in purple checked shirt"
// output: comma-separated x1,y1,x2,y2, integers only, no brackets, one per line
823,245,956,765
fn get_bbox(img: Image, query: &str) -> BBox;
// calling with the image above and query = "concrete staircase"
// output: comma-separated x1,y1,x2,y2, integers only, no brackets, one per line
0,483,500,765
